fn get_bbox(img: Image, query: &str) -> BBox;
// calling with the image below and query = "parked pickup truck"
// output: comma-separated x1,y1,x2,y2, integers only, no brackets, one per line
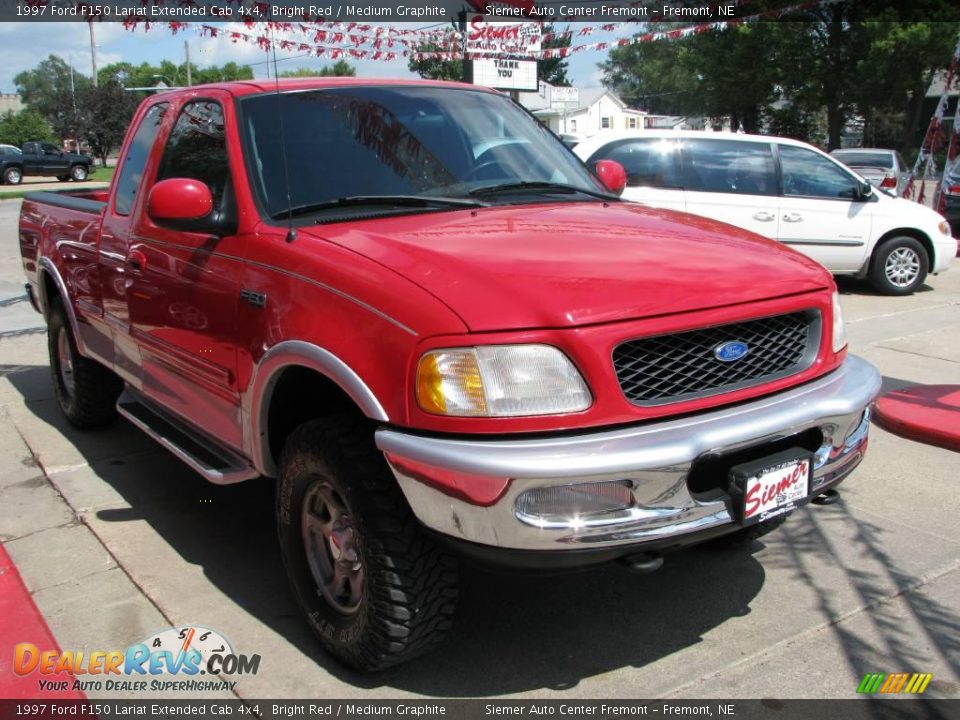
1,141,94,185
20,79,880,671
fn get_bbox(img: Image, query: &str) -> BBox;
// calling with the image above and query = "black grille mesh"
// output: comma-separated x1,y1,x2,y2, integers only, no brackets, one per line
614,311,818,405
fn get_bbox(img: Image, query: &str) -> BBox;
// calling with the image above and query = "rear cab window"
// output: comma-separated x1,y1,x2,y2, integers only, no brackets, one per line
114,102,169,216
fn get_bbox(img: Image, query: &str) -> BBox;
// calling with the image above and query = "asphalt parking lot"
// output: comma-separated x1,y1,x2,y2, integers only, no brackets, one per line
0,195,958,701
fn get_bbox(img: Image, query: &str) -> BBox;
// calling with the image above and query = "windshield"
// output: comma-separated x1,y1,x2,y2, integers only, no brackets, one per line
239,86,606,220
831,151,893,169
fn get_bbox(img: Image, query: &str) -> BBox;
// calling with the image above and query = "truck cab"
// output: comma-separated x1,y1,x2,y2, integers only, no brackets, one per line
19,79,880,672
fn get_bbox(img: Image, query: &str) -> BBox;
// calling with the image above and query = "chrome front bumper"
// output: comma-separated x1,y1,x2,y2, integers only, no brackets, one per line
376,355,881,552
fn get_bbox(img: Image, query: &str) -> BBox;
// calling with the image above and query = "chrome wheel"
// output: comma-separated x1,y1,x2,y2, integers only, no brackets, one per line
302,480,364,615
5,168,21,184
884,246,921,288
71,165,87,181
56,327,76,398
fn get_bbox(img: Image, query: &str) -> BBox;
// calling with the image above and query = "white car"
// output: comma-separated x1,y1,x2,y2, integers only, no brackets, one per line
575,131,956,295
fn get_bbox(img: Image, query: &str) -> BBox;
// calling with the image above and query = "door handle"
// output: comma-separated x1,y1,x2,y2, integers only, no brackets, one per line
782,213,803,223
126,250,147,271
752,212,775,222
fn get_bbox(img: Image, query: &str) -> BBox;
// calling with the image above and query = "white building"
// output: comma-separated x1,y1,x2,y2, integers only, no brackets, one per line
519,83,647,138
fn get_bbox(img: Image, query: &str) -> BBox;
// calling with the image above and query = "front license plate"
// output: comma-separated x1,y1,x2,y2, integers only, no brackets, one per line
729,449,813,526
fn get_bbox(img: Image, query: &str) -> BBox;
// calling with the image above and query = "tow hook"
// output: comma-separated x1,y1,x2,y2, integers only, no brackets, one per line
620,552,664,574
812,488,841,506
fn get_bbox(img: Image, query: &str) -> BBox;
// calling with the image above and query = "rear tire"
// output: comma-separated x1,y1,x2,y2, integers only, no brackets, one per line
3,167,22,185
869,236,928,295
48,298,122,428
70,164,88,182
277,417,459,671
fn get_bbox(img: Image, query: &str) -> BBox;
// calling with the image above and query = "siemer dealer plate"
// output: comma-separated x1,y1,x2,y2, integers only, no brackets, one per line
728,448,814,526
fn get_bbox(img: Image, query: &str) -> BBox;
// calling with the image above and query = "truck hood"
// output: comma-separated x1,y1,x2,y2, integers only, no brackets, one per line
308,201,833,332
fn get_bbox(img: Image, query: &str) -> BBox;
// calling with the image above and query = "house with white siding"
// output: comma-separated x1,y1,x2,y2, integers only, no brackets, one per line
519,83,647,138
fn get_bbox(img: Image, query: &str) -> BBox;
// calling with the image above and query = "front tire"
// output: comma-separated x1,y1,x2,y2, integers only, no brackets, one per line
277,417,459,671
48,298,122,428
70,164,88,182
869,236,928,295
3,167,22,185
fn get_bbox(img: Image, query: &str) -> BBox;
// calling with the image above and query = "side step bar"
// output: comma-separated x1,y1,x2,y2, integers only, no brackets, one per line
117,394,259,485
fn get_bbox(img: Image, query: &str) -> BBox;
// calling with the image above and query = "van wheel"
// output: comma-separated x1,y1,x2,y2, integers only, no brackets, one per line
870,236,928,295
708,513,791,549
48,298,122,428
70,165,88,182
3,167,22,185
277,417,459,671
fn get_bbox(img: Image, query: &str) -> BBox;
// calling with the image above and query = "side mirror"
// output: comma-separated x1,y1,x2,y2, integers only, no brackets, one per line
148,178,213,221
594,159,627,196
855,180,873,200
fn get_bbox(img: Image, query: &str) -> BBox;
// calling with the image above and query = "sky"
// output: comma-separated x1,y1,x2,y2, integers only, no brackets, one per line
0,21,635,95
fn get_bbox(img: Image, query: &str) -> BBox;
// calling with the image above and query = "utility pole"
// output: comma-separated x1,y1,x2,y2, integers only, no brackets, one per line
88,20,98,87
185,40,191,86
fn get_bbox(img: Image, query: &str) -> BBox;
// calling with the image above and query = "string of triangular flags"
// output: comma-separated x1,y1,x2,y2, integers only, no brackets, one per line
906,33,960,206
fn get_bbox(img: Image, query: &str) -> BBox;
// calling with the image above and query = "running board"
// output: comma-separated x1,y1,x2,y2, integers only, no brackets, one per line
117,395,258,485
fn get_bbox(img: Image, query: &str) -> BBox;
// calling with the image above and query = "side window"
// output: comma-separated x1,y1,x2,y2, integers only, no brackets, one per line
589,139,682,189
43,143,60,155
114,103,168,216
601,117,612,129
683,139,777,196
157,100,230,213
780,145,859,199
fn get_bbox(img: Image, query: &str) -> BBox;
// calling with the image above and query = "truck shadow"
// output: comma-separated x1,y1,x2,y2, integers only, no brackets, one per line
5,363,770,696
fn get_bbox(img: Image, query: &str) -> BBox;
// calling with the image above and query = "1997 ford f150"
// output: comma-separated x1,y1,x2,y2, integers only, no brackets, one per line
19,79,881,671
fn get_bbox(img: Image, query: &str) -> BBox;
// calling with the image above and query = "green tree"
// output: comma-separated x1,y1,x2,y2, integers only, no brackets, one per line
408,42,464,82
0,109,55,147
538,24,573,86
99,60,253,89
279,60,357,77
77,80,138,166
15,54,90,140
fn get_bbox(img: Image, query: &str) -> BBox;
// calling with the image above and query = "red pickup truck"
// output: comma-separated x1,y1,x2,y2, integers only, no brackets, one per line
19,78,880,671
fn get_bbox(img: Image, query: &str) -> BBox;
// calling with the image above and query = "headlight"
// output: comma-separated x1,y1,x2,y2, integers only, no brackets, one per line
416,345,592,417
831,291,847,353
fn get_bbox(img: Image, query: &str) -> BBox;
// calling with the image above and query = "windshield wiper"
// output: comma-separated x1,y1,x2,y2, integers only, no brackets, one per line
469,181,617,201
272,195,487,220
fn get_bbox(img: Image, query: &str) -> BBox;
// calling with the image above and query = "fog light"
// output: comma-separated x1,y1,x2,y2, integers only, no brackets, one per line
516,480,633,525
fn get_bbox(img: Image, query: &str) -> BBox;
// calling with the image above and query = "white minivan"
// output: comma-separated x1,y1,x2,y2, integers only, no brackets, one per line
575,131,957,295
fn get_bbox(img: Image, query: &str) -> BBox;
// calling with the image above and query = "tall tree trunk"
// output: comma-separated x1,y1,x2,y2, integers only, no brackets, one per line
901,79,930,155
743,106,760,134
827,106,844,151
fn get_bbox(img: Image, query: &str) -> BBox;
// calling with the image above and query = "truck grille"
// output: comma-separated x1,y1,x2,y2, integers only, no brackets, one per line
613,311,820,406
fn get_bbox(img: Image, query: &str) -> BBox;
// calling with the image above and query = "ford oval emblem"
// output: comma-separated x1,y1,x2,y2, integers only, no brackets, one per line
714,341,750,363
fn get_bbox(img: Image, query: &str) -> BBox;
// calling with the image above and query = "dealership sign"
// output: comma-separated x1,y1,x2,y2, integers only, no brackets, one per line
471,58,538,92
466,14,542,55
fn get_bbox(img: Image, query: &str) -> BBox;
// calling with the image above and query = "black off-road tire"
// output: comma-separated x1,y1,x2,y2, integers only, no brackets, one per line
707,513,791,549
869,236,928,295
48,298,122,428
277,417,459,672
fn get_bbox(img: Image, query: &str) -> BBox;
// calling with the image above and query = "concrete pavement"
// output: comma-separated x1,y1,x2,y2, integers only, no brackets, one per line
0,195,958,700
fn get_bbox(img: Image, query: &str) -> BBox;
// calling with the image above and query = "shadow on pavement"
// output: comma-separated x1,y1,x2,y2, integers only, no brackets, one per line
6,363,772,695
